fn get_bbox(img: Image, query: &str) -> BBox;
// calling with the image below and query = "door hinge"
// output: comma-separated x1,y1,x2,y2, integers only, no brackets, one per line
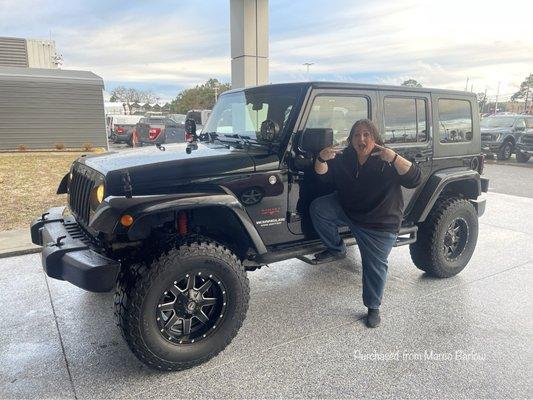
286,211,302,223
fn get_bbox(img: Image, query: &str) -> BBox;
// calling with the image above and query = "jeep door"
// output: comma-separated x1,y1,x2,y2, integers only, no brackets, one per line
513,117,527,143
377,90,433,217
286,88,378,238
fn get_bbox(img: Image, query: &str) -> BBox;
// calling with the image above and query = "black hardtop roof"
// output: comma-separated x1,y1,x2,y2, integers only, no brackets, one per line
224,81,475,98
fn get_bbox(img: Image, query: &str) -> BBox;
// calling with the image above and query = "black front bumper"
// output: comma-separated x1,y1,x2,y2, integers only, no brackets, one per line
481,142,502,154
30,207,120,292
515,143,533,155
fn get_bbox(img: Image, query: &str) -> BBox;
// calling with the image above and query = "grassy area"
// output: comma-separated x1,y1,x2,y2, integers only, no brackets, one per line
0,153,84,231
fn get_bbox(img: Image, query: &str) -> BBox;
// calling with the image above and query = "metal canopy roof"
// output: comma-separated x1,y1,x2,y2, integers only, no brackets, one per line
0,66,103,87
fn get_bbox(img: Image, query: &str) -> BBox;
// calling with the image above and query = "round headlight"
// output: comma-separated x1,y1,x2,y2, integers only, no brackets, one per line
96,184,105,203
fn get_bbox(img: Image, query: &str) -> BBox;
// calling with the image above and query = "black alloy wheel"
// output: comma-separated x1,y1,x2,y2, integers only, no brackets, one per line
497,141,513,160
409,197,478,278
114,238,249,371
516,151,530,163
443,217,468,261
156,272,227,344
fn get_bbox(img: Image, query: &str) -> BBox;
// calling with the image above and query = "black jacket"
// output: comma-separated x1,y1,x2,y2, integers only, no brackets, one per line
317,146,422,233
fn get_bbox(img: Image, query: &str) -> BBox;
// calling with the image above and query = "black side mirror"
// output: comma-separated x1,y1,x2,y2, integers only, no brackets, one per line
185,118,197,139
301,128,334,155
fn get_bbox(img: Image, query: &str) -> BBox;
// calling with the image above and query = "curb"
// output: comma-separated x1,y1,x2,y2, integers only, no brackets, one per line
0,247,41,259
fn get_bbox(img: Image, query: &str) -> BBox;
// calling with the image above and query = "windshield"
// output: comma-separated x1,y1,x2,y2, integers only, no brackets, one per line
481,117,515,128
203,86,301,143
186,111,202,124
169,114,186,124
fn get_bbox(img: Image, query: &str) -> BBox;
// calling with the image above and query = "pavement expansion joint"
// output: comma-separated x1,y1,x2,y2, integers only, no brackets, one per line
44,274,79,400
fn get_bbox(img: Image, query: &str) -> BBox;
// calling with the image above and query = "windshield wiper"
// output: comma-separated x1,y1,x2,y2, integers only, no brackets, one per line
201,131,275,153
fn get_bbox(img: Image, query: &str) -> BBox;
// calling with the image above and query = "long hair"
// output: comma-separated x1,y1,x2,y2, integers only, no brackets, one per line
347,119,383,146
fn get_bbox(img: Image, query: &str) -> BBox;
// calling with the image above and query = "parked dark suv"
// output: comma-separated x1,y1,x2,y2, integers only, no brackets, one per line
31,82,488,371
514,117,533,163
480,115,533,160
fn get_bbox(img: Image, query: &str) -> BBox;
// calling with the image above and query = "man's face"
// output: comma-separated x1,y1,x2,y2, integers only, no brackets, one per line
351,127,376,157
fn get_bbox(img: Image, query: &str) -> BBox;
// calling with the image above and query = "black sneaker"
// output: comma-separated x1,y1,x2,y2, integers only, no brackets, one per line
366,308,381,328
312,249,347,263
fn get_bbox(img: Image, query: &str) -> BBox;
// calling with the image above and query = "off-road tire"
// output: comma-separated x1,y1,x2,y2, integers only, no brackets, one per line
114,237,249,371
516,151,530,163
497,140,513,160
410,197,478,278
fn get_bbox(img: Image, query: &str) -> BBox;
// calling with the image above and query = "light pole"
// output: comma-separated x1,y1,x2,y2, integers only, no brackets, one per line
303,62,314,80
494,81,500,115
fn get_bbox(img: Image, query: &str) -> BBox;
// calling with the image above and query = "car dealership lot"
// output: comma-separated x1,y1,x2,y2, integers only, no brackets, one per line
1,165,532,399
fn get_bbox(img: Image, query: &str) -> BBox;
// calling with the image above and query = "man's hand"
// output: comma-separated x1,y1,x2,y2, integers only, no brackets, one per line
371,144,396,163
371,144,413,175
319,146,342,161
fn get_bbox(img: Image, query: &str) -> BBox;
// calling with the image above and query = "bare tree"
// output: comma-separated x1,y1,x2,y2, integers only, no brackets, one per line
110,87,158,114
401,79,423,88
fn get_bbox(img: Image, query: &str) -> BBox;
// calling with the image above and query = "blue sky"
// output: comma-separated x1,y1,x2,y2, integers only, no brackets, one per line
1,0,532,103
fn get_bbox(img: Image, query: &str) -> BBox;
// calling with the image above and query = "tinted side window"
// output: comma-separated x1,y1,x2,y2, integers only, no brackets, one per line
186,111,202,124
383,97,427,144
515,119,526,130
438,99,473,143
305,96,369,145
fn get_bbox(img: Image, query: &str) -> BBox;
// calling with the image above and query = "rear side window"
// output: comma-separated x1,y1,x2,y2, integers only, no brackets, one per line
305,95,369,145
383,97,427,144
186,111,202,124
438,99,473,143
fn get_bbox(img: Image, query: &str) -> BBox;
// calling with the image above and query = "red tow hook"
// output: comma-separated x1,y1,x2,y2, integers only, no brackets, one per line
178,211,188,236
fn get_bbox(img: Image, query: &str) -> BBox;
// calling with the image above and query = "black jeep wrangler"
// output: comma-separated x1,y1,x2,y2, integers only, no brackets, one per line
31,82,489,371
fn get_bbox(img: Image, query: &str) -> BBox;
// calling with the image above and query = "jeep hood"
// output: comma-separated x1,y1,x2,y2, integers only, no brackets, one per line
77,143,268,195
480,127,512,134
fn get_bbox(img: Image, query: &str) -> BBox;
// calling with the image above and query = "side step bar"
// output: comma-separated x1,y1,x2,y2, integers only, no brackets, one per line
286,225,418,265
394,225,418,247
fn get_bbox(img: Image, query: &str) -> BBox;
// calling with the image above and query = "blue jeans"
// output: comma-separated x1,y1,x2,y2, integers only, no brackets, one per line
309,192,397,309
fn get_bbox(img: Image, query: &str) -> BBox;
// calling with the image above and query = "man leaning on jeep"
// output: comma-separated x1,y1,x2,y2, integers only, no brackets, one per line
310,119,422,328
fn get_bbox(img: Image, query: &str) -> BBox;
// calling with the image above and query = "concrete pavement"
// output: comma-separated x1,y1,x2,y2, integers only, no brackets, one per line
0,229,40,259
1,190,532,399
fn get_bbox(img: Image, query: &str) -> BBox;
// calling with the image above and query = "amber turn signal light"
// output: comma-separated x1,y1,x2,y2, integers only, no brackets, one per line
120,215,134,227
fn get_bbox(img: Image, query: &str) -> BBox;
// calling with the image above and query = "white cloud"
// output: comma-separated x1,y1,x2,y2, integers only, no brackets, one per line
2,0,530,100
269,0,533,99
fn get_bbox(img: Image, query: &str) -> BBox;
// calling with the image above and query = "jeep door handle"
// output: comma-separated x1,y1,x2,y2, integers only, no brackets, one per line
413,154,429,163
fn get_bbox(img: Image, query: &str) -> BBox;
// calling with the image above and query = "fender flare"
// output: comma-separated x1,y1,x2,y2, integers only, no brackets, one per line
410,168,482,223
89,192,267,254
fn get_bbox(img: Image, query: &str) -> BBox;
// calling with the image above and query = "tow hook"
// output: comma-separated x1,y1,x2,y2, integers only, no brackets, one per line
52,235,67,247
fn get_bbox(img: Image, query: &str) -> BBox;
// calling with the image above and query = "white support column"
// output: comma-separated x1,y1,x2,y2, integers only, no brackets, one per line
230,0,269,88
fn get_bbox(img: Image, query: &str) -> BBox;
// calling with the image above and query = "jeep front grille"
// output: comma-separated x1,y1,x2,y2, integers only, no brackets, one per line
481,133,493,141
68,164,98,226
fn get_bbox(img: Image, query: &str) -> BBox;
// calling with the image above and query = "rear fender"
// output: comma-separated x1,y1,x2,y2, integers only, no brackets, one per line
410,168,482,223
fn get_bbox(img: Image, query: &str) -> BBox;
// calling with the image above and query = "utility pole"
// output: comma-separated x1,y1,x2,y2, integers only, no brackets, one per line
524,79,530,114
494,81,501,115
483,87,488,113
303,62,314,80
